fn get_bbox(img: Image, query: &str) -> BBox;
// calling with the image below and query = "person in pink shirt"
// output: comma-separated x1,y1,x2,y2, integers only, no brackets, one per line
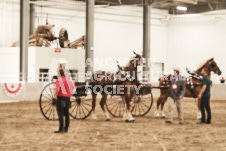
54,68,76,133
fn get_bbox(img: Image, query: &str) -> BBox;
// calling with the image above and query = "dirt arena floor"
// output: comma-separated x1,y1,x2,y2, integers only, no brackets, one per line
0,98,226,151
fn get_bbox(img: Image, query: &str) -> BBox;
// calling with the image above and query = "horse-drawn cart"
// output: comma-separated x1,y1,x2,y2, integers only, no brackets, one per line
39,81,93,120
39,52,173,121
39,80,166,120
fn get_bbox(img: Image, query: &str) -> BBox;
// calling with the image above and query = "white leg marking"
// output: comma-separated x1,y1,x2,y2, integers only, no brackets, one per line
105,112,110,120
155,110,160,118
128,112,134,121
92,113,98,120
123,112,127,120
161,111,166,118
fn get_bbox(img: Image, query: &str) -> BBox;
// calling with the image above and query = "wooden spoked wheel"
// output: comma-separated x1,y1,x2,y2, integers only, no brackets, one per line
131,93,153,117
69,89,93,119
39,82,58,120
106,95,126,117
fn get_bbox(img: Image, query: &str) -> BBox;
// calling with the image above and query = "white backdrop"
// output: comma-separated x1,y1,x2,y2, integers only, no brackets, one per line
0,0,226,83
167,11,226,83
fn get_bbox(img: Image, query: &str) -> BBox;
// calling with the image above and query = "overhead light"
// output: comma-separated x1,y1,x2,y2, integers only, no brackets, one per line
177,6,187,11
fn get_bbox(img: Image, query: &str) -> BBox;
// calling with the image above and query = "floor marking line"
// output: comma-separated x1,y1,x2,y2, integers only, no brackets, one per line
39,133,55,145
153,134,167,151
159,141,167,151
57,122,81,151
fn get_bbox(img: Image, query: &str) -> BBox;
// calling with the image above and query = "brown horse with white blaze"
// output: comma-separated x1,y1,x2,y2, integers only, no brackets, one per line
88,51,144,122
155,58,222,118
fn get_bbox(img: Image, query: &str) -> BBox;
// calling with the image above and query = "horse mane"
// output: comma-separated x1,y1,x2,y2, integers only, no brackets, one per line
195,59,209,72
124,56,135,68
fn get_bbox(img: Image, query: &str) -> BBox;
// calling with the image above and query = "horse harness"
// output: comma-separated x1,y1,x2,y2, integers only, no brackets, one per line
186,68,203,98
159,69,203,98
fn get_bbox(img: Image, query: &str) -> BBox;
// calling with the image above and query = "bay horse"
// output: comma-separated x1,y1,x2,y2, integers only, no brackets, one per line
155,58,222,118
88,51,144,122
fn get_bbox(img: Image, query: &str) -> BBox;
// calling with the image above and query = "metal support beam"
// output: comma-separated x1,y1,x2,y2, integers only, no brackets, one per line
85,0,94,73
143,0,151,82
95,0,143,5
30,3,35,35
172,0,198,5
20,0,30,81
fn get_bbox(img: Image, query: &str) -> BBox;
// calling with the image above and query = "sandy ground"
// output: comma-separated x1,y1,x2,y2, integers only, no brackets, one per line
0,98,226,151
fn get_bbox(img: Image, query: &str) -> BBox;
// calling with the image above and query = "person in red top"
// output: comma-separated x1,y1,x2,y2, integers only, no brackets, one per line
54,68,76,133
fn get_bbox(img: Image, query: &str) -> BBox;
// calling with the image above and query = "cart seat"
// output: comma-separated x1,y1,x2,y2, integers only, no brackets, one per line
75,82,86,86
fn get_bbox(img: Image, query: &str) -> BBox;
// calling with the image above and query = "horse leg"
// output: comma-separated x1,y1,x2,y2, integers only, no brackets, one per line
125,93,135,122
100,94,110,121
91,92,98,120
155,96,163,118
122,96,128,120
160,98,167,118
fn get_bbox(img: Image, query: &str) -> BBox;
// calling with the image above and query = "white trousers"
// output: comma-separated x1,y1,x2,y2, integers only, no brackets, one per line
167,97,184,123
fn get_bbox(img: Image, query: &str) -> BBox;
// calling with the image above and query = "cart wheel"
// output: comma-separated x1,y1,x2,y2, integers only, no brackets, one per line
39,82,58,120
69,90,92,119
131,93,153,117
106,95,126,117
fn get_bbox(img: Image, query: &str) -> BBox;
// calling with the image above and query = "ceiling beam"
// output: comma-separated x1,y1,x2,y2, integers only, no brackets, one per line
172,0,198,5
169,1,226,14
95,0,144,5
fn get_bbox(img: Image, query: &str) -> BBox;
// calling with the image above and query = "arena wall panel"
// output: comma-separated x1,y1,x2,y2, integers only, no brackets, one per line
211,84,226,100
1,82,226,102
25,83,44,101
0,83,24,102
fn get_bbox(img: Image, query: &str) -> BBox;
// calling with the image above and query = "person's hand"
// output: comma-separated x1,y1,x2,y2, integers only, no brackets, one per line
198,94,201,100
179,96,183,99
54,96,58,100
198,100,201,109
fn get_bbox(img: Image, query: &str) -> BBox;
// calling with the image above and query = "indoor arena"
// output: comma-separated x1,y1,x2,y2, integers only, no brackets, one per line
0,0,226,151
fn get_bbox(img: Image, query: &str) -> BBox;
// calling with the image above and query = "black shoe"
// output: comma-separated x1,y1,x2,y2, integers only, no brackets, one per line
54,130,64,133
197,121,205,124
64,128,68,133
206,121,211,124
165,121,172,124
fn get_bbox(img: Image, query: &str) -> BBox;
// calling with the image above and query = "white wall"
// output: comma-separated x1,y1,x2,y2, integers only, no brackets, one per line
0,47,85,82
0,47,20,82
94,7,168,72
29,47,86,82
35,5,168,72
0,1,168,74
0,0,20,47
2,1,225,83
167,11,226,83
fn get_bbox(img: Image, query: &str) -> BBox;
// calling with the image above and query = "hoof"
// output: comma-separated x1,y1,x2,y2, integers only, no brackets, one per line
92,117,98,120
161,116,166,119
125,120,135,123
106,119,111,121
